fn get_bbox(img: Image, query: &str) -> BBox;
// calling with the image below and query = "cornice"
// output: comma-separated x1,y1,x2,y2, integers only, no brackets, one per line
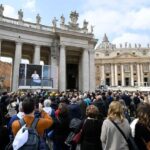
0,21,55,38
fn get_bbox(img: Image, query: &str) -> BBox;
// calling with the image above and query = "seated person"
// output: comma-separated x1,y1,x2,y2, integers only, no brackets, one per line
31,70,41,86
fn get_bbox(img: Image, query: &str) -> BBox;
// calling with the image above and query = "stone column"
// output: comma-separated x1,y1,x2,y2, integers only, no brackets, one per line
50,46,59,89
33,45,40,64
130,64,134,86
59,45,66,91
140,64,144,86
78,57,82,91
114,64,118,86
121,64,125,86
111,64,114,86
51,47,57,66
137,64,140,86
0,39,1,59
101,64,105,85
89,50,95,92
12,42,22,91
82,49,89,92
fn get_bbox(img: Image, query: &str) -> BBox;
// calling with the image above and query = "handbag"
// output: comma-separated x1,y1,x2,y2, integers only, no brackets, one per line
72,129,82,144
72,119,87,144
111,120,139,150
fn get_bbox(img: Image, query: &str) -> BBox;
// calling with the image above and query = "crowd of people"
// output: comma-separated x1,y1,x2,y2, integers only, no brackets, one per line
0,89,150,150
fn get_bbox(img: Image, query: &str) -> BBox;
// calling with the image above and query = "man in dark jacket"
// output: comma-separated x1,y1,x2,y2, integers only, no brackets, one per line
92,93,107,119
68,97,82,120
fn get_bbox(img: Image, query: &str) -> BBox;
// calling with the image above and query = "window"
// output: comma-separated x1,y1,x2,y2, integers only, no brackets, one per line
96,53,99,57
105,64,111,73
105,51,109,56
143,64,149,72
124,64,130,72
133,64,137,72
143,50,147,55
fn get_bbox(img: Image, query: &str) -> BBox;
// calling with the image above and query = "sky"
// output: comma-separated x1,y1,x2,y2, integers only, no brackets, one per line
1,0,150,48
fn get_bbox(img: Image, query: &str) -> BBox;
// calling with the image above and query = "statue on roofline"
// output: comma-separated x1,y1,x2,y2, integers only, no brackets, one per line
18,9,23,21
52,17,58,28
70,11,78,25
0,4,4,17
90,25,94,33
120,43,122,48
138,44,141,48
36,14,41,24
83,19,88,29
60,15,65,25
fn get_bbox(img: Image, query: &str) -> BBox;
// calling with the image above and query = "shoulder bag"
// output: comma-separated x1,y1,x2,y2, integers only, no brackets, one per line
111,120,139,150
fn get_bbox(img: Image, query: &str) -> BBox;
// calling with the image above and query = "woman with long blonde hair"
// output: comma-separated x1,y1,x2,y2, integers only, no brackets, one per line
101,101,130,150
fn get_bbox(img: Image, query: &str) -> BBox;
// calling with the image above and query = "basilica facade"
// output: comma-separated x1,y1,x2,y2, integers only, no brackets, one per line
95,34,150,88
0,4,97,92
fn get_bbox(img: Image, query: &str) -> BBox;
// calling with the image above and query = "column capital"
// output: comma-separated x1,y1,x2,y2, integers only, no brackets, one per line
60,44,66,49
16,41,23,46
34,44,41,48
84,48,89,51
89,50,95,54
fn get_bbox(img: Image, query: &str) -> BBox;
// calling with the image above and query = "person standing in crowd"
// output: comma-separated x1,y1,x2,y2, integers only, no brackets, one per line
80,105,103,150
101,101,130,150
52,103,70,150
43,99,55,118
12,97,53,137
92,93,107,119
134,103,150,150
8,102,24,135
68,97,82,120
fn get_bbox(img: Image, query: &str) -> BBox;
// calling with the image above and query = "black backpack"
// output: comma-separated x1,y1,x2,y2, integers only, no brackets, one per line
18,118,39,150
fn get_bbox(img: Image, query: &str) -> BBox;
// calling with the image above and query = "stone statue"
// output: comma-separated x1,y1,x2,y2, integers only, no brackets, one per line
60,15,65,25
18,9,23,21
36,14,41,24
52,17,58,28
139,44,141,48
125,42,127,48
70,11,78,25
90,25,94,33
120,43,122,48
83,19,88,29
0,4,4,17
129,43,131,48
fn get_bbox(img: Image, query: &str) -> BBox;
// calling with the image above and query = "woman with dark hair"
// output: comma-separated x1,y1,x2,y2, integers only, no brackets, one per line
134,103,150,150
52,103,70,150
101,101,130,150
80,105,103,150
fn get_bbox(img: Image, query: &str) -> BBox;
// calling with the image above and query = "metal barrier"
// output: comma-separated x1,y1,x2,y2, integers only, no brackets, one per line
19,78,53,88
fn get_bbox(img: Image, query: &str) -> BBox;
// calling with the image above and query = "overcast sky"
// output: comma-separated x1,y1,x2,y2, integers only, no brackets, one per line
1,0,150,48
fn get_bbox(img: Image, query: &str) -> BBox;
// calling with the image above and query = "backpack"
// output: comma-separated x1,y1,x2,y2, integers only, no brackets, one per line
13,118,39,150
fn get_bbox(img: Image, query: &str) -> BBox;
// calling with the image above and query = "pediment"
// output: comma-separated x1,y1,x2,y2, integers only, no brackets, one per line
114,53,139,59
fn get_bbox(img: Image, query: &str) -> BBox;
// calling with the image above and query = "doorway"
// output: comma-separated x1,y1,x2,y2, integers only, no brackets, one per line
125,77,130,86
144,77,148,86
106,78,110,86
67,64,78,90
